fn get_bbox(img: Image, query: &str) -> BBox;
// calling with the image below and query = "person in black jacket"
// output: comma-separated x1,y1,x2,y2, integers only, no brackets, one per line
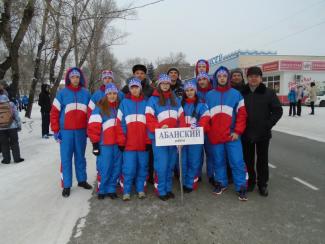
167,67,184,98
38,84,52,139
242,66,283,197
231,68,245,92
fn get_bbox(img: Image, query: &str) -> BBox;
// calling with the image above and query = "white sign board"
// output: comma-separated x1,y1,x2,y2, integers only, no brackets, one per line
155,127,204,146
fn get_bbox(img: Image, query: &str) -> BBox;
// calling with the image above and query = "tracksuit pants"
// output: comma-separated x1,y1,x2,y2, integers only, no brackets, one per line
243,139,270,188
60,129,87,188
182,144,202,190
121,151,148,194
152,141,178,196
211,139,247,191
97,145,122,194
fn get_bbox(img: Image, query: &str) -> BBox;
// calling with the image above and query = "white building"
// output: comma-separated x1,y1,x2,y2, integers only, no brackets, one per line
208,50,325,104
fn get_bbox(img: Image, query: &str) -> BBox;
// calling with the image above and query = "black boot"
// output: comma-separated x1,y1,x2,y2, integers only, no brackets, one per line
167,192,175,199
158,195,169,201
183,186,193,193
98,194,105,200
1,160,10,164
14,158,24,163
258,186,269,197
107,193,118,199
62,188,70,197
78,182,92,190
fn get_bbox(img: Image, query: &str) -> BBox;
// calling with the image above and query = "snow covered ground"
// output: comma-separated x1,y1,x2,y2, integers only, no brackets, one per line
273,106,325,142
0,105,96,244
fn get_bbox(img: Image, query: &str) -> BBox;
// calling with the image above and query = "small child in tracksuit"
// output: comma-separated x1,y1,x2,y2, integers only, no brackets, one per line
87,83,122,200
205,66,248,201
116,78,150,201
88,70,124,117
181,81,210,193
196,72,215,185
145,74,186,201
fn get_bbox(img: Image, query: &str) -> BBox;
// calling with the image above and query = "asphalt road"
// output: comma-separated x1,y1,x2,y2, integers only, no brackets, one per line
68,131,325,244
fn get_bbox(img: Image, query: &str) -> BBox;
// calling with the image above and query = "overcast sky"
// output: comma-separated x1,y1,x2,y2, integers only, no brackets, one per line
112,0,325,64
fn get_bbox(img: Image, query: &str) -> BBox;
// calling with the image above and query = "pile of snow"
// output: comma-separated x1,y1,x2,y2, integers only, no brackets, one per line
0,105,96,244
273,106,325,142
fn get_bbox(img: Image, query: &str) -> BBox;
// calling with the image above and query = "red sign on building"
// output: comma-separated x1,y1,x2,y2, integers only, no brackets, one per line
262,61,279,72
280,61,303,71
312,61,325,71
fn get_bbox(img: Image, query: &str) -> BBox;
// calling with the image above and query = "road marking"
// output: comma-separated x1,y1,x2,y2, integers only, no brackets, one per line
293,177,319,191
268,163,277,169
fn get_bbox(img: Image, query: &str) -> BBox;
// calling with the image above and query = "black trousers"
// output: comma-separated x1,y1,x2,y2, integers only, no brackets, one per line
289,102,296,116
243,139,270,188
297,99,302,116
0,129,21,163
41,112,50,136
310,102,315,114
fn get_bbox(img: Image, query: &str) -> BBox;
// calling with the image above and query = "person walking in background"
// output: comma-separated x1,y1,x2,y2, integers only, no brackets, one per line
242,67,283,197
0,94,24,164
296,85,304,116
308,82,317,115
288,88,297,117
38,84,52,138
22,95,29,111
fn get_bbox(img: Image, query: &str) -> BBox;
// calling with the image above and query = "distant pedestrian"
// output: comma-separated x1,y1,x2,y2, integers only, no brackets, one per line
0,94,24,164
38,84,52,138
296,85,304,116
22,95,29,111
288,88,297,116
308,82,317,115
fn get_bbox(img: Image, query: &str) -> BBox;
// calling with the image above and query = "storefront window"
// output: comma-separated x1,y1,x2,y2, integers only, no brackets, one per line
264,75,281,94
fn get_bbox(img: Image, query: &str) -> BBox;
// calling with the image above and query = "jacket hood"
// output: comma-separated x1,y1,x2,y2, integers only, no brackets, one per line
213,66,231,87
64,67,86,87
195,59,210,76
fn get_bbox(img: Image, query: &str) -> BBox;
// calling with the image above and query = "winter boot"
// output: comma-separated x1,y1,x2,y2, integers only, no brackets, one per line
183,186,193,193
167,192,175,199
78,182,92,190
258,186,269,197
158,195,169,201
62,188,70,197
98,194,105,200
107,193,118,199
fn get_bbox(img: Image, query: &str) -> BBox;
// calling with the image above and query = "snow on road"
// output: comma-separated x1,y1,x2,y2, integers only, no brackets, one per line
0,106,96,244
273,106,325,142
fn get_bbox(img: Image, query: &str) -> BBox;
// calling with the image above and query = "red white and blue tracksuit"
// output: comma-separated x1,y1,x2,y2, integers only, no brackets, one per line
50,68,90,188
145,90,186,196
87,103,122,194
197,84,214,178
117,95,149,194
181,98,210,190
87,84,124,117
205,85,247,191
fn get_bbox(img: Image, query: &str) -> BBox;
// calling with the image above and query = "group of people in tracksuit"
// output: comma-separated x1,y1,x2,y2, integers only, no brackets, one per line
50,60,283,202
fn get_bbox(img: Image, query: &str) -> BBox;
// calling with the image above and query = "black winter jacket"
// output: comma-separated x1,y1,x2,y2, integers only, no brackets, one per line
242,83,283,142
38,84,51,113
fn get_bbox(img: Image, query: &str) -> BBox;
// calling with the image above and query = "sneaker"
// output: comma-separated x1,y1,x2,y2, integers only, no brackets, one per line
42,135,49,139
98,194,105,200
123,194,131,201
238,189,248,201
158,195,169,201
62,188,70,197
167,192,175,199
183,186,193,193
213,183,227,195
258,186,269,197
14,158,24,163
107,193,118,199
78,182,92,190
138,192,146,199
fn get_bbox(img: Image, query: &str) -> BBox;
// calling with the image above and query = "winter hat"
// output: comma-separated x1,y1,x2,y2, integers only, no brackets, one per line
216,66,229,77
230,68,244,78
157,73,172,86
167,67,180,76
196,72,209,81
128,77,142,89
105,83,118,94
69,69,80,79
0,94,9,103
246,66,263,77
132,64,147,74
101,70,114,81
184,81,197,92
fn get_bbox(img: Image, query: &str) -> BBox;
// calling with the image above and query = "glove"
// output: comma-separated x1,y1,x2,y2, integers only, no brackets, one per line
54,131,62,143
145,144,151,151
190,122,197,129
92,143,100,156
118,146,125,152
